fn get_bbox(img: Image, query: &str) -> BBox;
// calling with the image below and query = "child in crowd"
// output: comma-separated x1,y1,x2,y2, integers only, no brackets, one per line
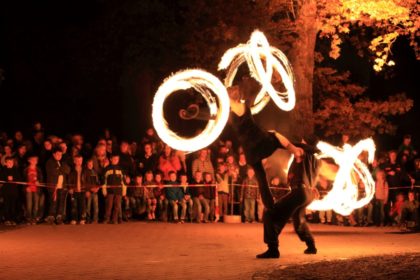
144,171,157,220
24,154,43,225
68,155,86,225
1,157,22,225
241,166,258,223
179,173,193,221
130,174,146,219
84,158,100,224
153,171,167,221
203,172,216,222
102,153,126,224
165,171,186,223
374,169,389,226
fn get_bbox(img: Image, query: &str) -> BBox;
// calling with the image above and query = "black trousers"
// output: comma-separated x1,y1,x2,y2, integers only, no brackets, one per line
3,186,18,221
262,184,315,247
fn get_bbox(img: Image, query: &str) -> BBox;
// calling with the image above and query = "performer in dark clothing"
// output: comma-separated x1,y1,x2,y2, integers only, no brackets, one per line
228,86,337,259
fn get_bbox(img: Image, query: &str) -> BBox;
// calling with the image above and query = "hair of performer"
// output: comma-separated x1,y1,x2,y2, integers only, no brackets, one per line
228,85,338,259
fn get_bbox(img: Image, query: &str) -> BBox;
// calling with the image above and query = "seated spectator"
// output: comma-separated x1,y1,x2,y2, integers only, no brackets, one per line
165,171,186,223
144,171,157,221
154,171,168,222
191,171,210,223
389,193,405,225
400,191,419,231
130,174,147,219
179,172,193,222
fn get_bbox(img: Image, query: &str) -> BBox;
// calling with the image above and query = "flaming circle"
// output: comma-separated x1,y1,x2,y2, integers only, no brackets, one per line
218,30,295,114
307,139,376,216
152,69,230,153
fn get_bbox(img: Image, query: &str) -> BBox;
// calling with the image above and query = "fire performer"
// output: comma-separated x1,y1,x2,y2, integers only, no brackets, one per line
228,86,337,259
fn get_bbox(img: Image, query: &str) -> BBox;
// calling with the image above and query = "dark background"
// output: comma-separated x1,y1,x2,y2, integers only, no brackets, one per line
0,0,418,150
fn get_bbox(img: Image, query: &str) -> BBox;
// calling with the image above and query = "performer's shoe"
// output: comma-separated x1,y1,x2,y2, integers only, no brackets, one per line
304,245,317,254
256,248,280,259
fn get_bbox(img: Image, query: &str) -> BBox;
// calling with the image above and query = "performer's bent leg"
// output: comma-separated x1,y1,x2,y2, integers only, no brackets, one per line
262,189,306,246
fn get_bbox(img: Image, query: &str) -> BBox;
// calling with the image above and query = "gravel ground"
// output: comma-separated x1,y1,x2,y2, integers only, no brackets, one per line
253,253,420,280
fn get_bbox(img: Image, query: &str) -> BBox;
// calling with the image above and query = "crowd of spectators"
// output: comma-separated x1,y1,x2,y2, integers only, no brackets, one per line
0,123,418,230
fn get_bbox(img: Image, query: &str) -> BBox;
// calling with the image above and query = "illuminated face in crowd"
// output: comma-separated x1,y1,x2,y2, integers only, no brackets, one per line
53,151,63,161
111,155,119,165
120,142,129,154
180,175,188,184
164,145,172,157
28,156,38,166
408,192,415,202
204,173,212,183
194,171,203,182
247,168,255,179
73,156,83,167
5,159,14,168
169,172,177,182
389,151,397,163
86,160,94,169
145,172,154,182
144,144,152,156
135,176,143,185
155,173,162,183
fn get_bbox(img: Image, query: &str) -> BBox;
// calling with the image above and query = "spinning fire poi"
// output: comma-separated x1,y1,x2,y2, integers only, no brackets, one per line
151,30,376,258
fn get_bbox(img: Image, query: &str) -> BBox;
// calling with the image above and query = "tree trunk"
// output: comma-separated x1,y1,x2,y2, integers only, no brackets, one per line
288,0,318,140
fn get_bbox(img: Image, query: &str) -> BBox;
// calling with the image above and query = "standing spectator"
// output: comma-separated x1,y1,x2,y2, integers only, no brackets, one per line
166,171,186,223
216,163,229,222
92,143,109,180
191,171,210,223
398,135,417,160
0,157,22,225
1,145,13,166
317,176,332,224
45,148,71,225
136,142,158,176
237,153,248,183
84,159,100,224
374,169,389,226
68,155,86,225
241,166,258,223
203,172,216,222
24,154,43,224
158,144,181,181
102,154,126,224
191,149,215,180
119,141,135,181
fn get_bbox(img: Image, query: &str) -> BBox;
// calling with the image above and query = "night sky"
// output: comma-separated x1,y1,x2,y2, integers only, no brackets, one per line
0,0,418,149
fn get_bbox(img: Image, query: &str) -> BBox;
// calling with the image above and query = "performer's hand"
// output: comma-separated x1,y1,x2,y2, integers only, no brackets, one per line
292,146,304,159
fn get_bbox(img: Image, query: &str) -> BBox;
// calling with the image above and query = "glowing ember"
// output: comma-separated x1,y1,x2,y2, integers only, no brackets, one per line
307,139,376,216
218,30,295,114
152,69,230,153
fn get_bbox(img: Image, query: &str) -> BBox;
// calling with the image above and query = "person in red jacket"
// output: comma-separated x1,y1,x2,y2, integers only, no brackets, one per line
158,144,181,181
